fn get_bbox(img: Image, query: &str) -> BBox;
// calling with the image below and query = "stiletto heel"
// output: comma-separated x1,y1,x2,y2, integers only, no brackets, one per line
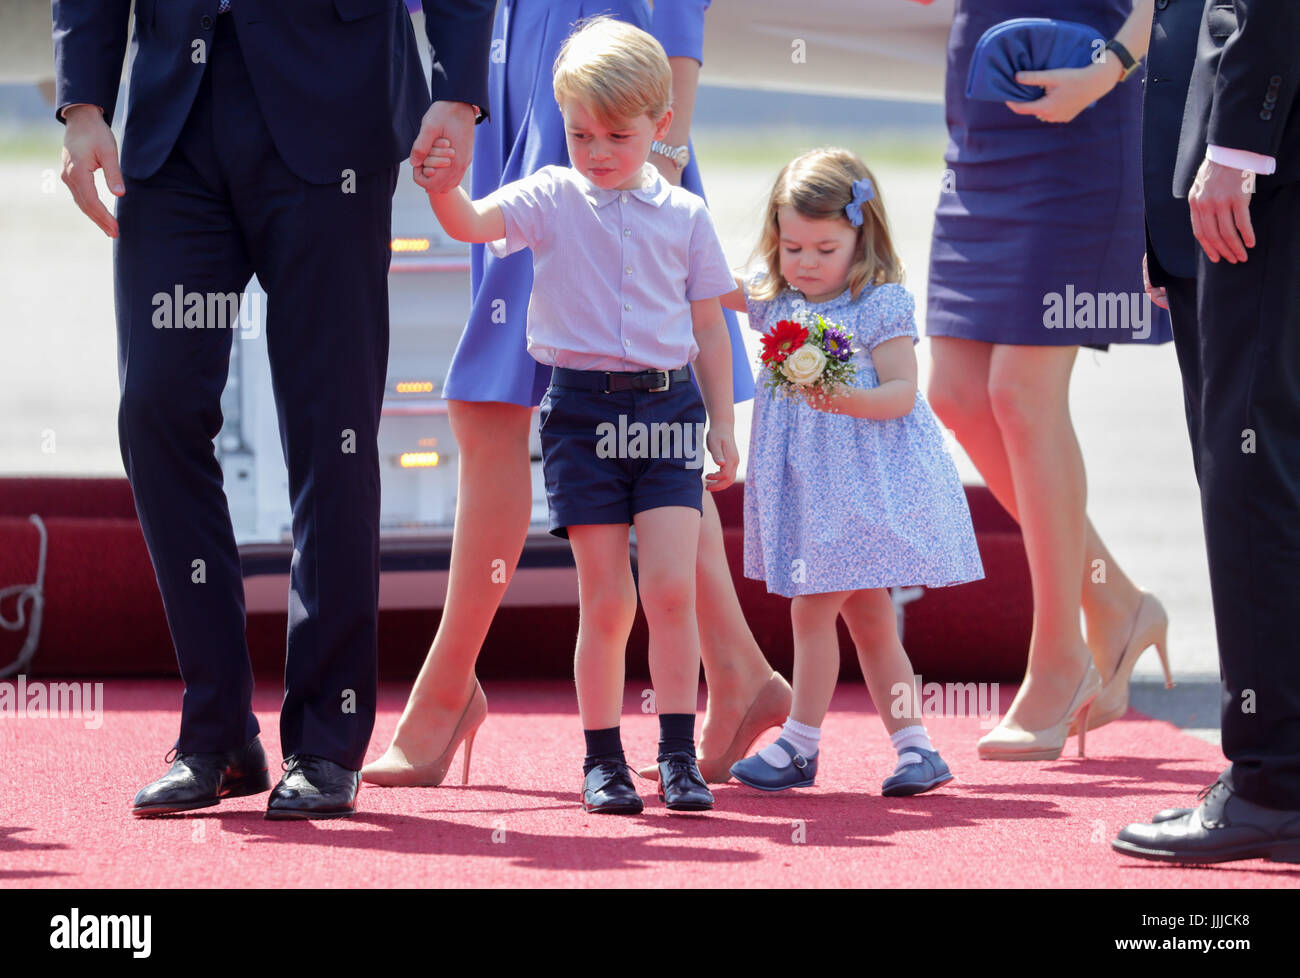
361,679,488,787
978,660,1101,761
1077,591,1171,733
461,728,477,785
1155,634,1174,690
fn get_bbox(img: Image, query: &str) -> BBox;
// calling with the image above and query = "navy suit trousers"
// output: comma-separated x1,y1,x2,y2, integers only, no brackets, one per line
1163,183,1300,811
113,16,395,769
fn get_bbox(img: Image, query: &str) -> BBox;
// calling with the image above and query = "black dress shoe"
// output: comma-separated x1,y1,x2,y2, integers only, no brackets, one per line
265,755,361,820
132,737,270,817
657,753,714,812
582,761,644,815
1113,779,1300,864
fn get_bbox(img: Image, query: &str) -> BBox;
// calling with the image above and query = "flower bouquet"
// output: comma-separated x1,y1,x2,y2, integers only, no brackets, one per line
758,314,857,399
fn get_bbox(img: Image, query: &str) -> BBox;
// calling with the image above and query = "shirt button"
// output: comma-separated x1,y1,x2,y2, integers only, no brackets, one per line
624,339,631,348
201,15,214,29
620,193,629,203
623,303,632,311
625,265,633,275
623,228,631,237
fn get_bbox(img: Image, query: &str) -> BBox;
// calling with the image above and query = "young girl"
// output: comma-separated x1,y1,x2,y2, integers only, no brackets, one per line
421,17,738,814
723,148,984,796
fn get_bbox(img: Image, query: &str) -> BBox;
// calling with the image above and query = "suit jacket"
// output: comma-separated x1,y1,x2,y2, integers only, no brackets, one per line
1142,0,1204,281
1172,0,1300,197
52,0,494,184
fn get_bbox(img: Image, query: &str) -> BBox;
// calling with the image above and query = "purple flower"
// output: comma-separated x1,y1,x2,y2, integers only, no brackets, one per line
822,327,853,362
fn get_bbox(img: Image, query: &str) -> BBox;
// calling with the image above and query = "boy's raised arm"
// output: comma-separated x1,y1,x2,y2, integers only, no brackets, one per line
428,187,507,244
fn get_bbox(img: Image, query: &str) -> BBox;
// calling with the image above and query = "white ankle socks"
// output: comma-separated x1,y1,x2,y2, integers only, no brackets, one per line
891,725,934,773
758,717,821,769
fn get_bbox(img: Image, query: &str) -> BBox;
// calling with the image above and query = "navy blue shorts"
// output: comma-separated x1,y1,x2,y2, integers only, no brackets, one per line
539,368,708,539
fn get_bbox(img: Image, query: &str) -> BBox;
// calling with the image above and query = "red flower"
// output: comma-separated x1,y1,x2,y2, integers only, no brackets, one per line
760,319,809,365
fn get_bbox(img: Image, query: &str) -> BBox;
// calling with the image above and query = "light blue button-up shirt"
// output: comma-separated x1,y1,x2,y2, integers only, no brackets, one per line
486,163,736,372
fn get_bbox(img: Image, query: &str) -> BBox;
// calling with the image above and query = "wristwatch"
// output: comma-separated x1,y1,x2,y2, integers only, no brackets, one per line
1104,39,1140,83
651,140,690,172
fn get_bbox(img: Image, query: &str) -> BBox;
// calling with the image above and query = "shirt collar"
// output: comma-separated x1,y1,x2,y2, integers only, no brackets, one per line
576,164,672,209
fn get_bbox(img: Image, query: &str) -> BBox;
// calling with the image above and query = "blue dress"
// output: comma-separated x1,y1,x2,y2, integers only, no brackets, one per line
927,0,1172,349
442,0,755,406
743,278,985,598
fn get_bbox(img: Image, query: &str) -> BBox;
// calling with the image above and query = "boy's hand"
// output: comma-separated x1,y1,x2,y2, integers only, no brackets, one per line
704,424,737,492
420,137,457,185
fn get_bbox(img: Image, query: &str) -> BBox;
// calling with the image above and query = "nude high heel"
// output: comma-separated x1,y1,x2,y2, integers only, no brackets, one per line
978,660,1102,761
1074,591,1172,735
636,670,792,783
361,679,488,787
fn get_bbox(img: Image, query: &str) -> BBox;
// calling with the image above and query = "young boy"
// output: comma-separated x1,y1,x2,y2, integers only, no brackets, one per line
422,16,738,813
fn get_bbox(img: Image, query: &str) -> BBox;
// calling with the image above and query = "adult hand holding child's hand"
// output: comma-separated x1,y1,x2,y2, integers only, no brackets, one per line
419,138,458,186
411,100,476,194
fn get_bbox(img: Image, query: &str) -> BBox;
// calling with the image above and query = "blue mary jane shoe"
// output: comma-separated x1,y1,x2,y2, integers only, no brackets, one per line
881,747,953,797
730,738,818,791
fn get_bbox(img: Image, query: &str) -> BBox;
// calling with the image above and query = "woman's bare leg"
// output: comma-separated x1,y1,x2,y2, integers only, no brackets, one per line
695,490,785,756
364,399,532,773
927,337,1145,682
980,343,1091,728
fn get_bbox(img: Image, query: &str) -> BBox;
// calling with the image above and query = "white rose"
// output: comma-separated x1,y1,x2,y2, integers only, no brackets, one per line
781,343,827,386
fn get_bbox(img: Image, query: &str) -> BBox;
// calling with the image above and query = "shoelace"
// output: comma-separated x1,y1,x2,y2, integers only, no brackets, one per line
164,747,209,766
589,759,633,782
282,754,326,773
662,755,704,786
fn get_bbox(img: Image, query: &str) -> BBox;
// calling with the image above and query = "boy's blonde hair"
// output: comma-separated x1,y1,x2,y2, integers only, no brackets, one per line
552,16,672,127
751,147,904,302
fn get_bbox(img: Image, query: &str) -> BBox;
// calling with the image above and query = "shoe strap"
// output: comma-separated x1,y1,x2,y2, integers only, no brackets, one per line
773,738,809,770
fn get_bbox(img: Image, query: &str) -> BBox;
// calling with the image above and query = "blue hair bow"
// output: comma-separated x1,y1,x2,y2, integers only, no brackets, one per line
845,177,875,227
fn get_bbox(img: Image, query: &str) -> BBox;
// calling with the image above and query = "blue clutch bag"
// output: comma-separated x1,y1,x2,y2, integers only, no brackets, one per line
965,17,1106,102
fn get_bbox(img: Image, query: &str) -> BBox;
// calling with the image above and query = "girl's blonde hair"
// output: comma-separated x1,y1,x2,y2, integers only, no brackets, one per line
751,147,904,302
552,16,672,128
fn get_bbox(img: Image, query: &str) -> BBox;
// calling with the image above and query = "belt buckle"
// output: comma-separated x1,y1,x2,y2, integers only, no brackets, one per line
648,369,671,393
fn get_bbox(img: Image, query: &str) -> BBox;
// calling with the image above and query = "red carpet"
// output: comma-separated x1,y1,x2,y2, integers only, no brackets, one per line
3,680,1297,888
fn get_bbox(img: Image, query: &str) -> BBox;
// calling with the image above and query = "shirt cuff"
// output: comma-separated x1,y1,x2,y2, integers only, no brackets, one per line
58,103,103,122
1207,145,1277,176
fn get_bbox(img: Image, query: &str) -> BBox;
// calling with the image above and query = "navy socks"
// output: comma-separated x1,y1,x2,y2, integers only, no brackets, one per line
584,715,697,770
657,713,696,762
583,726,626,774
